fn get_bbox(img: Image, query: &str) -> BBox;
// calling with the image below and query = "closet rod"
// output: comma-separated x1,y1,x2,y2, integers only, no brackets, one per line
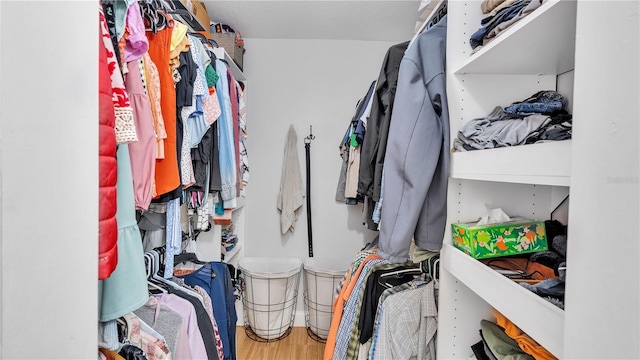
409,0,447,48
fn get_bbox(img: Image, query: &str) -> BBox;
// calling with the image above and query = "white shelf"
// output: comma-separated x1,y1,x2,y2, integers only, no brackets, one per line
450,140,572,186
224,243,242,263
212,47,246,81
454,0,577,75
442,242,565,357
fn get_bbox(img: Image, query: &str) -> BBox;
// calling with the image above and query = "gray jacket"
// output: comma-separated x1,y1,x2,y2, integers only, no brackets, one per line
378,16,449,262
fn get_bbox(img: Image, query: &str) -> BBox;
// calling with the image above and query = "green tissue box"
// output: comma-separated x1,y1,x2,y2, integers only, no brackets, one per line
451,218,548,259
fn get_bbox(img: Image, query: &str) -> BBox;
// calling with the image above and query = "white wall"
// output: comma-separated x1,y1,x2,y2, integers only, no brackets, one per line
0,2,98,358
242,38,398,267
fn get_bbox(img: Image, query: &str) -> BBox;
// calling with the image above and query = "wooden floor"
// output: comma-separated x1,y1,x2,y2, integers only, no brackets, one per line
236,326,325,360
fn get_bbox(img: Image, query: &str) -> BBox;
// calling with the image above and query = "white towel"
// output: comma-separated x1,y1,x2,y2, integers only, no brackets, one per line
277,125,304,234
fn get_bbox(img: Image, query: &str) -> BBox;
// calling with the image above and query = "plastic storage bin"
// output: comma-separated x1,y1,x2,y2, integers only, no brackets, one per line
303,257,348,342
238,257,302,341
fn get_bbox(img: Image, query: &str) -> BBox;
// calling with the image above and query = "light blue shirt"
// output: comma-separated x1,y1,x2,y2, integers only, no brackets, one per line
215,59,237,203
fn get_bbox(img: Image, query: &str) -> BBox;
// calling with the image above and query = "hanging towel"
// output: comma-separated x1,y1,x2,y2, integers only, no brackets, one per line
278,125,304,234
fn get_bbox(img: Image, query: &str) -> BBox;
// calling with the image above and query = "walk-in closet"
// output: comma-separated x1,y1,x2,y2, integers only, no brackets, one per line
0,0,638,359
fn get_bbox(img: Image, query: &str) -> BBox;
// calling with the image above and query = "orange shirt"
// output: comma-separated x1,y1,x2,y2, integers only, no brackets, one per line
146,26,180,196
324,254,381,360
494,310,558,360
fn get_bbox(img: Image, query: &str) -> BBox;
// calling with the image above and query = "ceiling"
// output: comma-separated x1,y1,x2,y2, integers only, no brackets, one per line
200,1,422,42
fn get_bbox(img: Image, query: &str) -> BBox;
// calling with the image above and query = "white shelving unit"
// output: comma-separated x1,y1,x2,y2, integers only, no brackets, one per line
441,242,565,356
223,195,246,266
450,140,572,186
438,1,577,358
212,47,246,81
196,195,247,265
454,0,576,75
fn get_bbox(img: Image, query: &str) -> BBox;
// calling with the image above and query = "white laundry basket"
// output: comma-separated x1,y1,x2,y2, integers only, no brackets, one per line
238,257,302,341
303,257,348,342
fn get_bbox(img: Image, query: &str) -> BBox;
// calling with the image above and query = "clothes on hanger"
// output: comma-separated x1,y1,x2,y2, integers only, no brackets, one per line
179,262,238,360
98,2,249,358
378,16,449,263
357,41,409,206
324,248,439,360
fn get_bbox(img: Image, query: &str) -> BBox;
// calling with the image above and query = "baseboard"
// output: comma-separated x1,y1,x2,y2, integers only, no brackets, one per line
293,310,306,327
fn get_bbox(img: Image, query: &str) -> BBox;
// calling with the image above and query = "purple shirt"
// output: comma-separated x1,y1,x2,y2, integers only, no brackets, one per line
152,294,208,360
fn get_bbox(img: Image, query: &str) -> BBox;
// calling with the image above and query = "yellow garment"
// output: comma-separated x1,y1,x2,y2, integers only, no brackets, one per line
169,35,192,72
170,21,188,51
493,310,558,360
99,348,126,360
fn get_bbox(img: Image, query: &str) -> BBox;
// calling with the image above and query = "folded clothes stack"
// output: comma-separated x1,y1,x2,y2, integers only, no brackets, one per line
221,224,239,252
471,0,546,53
453,90,572,152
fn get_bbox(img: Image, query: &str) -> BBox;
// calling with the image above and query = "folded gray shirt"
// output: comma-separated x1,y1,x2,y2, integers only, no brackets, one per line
454,106,551,151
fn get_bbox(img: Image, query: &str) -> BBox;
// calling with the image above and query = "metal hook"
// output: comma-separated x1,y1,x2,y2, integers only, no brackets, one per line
304,125,315,144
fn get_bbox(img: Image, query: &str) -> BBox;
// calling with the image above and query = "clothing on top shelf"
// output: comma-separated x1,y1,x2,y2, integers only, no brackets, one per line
481,0,508,14
470,0,531,49
482,0,544,46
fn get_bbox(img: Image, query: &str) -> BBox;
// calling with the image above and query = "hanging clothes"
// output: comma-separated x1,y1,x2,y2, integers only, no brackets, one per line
125,59,157,210
277,125,304,234
146,23,181,197
99,145,150,322
215,59,238,207
119,313,172,360
98,10,119,280
371,282,437,360
357,41,409,202
179,262,238,360
378,16,449,263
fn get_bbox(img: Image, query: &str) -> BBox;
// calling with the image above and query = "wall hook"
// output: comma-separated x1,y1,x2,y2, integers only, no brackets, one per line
304,125,315,144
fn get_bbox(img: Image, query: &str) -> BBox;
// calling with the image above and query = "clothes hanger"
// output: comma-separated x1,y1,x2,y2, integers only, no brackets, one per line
144,253,168,294
148,248,205,303
174,216,208,266
421,255,441,284
378,264,423,289
139,0,169,33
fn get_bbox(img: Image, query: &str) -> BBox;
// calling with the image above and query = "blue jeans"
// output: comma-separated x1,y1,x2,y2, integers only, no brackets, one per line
504,90,567,115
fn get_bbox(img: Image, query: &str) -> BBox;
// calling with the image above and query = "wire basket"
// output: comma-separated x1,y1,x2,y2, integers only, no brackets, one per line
303,258,347,342
239,257,302,342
